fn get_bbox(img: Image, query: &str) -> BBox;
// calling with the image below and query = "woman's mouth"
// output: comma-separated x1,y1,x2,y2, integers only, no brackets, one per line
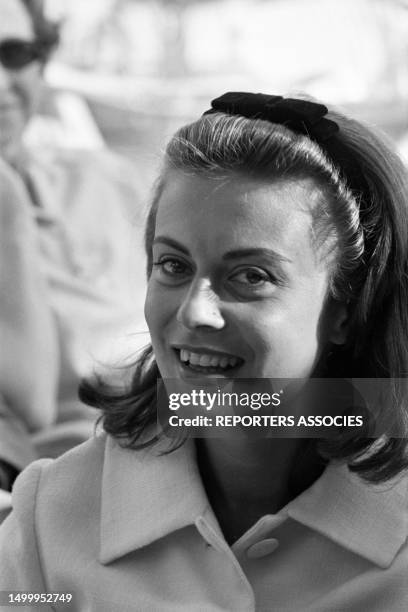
173,348,244,375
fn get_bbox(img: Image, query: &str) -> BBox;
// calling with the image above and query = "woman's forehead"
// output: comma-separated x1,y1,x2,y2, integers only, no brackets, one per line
0,0,34,40
154,171,328,269
156,170,320,231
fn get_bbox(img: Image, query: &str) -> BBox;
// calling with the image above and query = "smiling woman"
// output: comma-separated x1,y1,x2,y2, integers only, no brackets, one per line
2,93,408,611
146,175,338,381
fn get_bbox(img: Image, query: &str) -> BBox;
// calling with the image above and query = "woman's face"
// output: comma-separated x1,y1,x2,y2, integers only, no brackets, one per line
0,0,43,162
145,171,345,380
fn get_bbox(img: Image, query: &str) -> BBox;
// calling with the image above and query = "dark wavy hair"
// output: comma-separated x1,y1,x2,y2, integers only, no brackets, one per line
80,102,408,483
21,0,60,59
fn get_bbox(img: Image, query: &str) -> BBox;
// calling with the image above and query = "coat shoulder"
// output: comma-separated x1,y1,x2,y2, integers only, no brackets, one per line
13,433,107,520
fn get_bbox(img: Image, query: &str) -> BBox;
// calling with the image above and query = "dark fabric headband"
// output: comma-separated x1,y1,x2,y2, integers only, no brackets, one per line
203,91,368,204
203,92,339,143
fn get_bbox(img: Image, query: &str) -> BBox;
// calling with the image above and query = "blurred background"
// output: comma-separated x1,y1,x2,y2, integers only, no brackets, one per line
27,0,408,196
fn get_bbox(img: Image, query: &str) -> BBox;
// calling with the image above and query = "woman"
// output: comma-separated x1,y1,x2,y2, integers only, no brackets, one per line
1,93,408,611
0,0,144,495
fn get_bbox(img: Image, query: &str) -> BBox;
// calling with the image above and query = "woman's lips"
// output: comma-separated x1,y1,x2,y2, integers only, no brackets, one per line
172,346,244,375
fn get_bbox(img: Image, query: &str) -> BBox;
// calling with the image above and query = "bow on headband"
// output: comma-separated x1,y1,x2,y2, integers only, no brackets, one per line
204,92,339,143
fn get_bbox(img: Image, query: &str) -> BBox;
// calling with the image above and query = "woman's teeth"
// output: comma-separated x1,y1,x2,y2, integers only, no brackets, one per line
179,349,239,370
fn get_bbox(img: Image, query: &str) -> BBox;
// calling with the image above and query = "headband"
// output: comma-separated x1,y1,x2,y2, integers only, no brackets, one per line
203,92,371,206
203,92,339,143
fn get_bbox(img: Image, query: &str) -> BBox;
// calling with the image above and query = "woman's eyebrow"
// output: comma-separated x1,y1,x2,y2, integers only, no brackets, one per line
222,248,292,264
153,236,190,255
152,239,292,265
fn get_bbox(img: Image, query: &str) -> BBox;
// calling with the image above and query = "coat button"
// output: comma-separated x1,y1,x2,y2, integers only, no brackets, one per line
246,538,279,559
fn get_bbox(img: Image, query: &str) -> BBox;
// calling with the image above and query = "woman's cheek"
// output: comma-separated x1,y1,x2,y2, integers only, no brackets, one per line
144,282,160,331
144,281,178,333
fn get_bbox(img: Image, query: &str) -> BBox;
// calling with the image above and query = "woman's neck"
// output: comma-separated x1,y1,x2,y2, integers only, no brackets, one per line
196,437,324,544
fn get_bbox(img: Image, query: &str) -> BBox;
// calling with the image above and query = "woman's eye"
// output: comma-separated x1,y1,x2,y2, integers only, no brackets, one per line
231,268,270,285
228,267,277,295
152,257,191,282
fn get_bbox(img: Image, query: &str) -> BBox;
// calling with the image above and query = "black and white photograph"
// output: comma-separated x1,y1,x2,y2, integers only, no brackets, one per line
1,1,408,610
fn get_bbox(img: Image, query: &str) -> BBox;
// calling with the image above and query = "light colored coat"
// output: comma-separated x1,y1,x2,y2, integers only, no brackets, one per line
0,433,408,611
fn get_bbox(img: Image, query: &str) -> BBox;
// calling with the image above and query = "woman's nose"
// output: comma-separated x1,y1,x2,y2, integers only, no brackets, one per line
176,279,225,330
0,63,13,89
0,64,9,86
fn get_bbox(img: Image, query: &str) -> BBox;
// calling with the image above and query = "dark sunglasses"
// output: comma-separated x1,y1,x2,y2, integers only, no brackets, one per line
0,38,46,70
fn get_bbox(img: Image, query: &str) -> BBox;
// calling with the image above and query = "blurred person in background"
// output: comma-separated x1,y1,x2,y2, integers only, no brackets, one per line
0,157,58,521
0,0,145,505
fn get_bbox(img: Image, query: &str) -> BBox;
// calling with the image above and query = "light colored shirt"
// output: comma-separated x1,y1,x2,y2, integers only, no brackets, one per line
23,146,147,401
0,158,58,433
0,148,147,466
0,432,407,611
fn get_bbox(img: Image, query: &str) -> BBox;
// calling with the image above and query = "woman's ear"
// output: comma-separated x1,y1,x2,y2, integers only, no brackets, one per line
328,302,349,345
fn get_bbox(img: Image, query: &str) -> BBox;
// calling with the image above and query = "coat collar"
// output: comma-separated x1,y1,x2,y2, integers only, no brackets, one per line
286,461,408,568
99,435,210,564
99,435,408,568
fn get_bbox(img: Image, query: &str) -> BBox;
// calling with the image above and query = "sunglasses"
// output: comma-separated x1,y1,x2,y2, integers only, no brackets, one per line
0,38,46,70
